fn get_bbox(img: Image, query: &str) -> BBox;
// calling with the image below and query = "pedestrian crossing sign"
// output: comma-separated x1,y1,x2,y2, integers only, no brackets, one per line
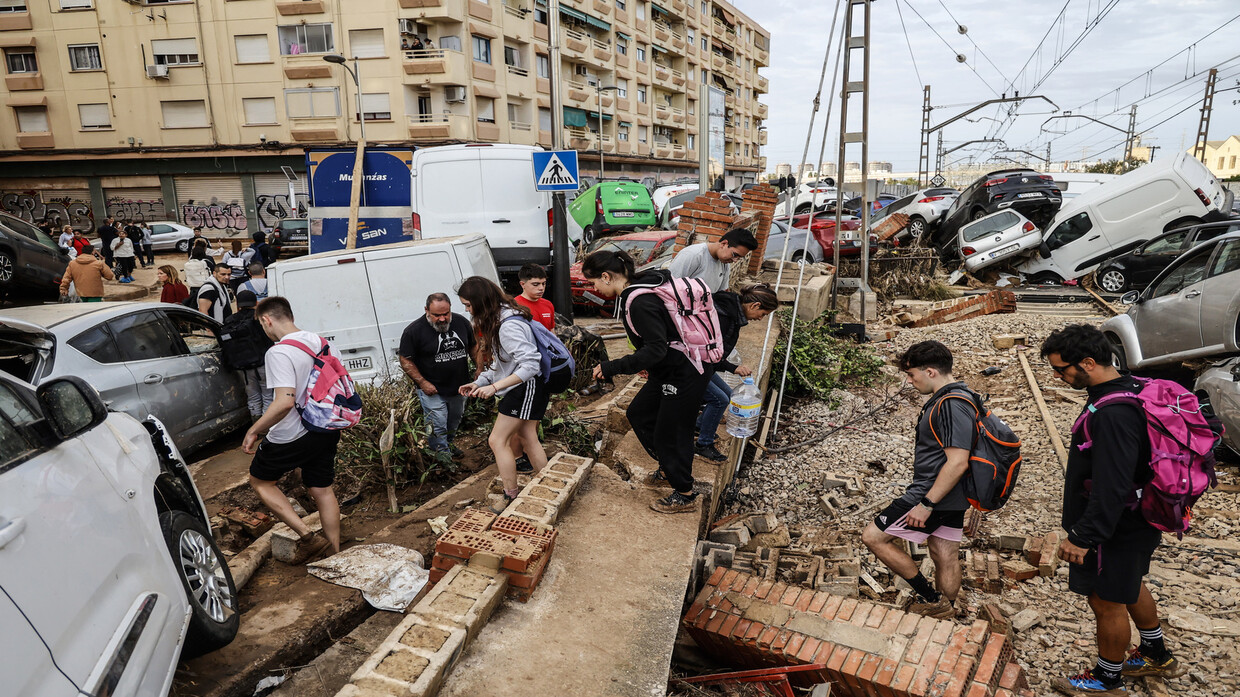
532,150,580,191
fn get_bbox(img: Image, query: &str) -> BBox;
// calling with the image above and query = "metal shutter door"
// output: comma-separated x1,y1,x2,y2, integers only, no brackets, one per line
103,187,168,225
174,175,248,234
252,173,307,233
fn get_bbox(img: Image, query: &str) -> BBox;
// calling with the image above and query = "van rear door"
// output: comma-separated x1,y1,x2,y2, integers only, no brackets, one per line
415,148,485,240
478,152,551,270
270,254,384,383
1176,151,1228,215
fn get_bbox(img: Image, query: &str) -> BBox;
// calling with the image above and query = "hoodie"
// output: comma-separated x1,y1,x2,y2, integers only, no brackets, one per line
601,270,688,379
474,308,543,395
60,254,114,298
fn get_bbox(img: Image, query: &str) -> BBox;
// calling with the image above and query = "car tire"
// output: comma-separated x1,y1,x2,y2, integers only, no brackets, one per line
1106,335,1129,372
0,250,14,285
160,510,239,658
1097,268,1127,293
176,239,191,253
1028,271,1063,285
971,208,988,222
795,204,811,215
906,216,927,239
582,225,596,245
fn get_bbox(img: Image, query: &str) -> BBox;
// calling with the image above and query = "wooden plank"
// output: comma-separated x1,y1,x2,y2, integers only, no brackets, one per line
1017,349,1069,473
345,139,366,250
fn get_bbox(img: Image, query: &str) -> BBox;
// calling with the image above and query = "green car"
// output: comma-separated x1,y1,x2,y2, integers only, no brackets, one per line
568,181,658,244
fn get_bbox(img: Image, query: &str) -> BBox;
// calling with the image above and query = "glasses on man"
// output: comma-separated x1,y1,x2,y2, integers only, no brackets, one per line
1049,362,1080,375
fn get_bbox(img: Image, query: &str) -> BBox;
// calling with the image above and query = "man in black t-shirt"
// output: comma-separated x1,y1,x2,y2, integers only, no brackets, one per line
97,217,119,268
398,292,475,457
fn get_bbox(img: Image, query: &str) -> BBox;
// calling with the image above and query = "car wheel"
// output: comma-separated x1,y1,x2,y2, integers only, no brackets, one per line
971,208,988,222
1106,335,1129,372
160,510,239,658
582,226,596,245
1028,271,1063,285
906,216,927,239
1098,268,1127,293
176,239,191,253
795,204,811,215
790,250,807,264
0,251,14,284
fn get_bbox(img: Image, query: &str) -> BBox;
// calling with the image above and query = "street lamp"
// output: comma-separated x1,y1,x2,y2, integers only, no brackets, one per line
594,84,621,180
324,54,365,142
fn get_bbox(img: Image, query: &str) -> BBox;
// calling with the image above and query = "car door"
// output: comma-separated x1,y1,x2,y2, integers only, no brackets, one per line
148,224,178,251
0,215,67,288
63,324,147,414
1133,244,1214,359
163,309,249,432
1128,231,1188,287
1198,238,1240,351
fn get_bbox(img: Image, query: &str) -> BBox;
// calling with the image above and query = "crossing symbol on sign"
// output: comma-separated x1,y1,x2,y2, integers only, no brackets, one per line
532,150,580,191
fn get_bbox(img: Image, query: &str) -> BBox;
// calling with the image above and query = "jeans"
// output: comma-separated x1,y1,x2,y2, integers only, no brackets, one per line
417,389,466,452
243,366,273,418
696,373,732,447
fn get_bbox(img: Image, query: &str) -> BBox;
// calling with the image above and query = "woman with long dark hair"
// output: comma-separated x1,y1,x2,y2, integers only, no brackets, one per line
457,276,572,512
582,249,713,514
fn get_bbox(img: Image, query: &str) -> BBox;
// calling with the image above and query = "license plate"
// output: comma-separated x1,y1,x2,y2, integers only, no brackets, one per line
345,356,372,371
612,212,635,218
1017,192,1042,198
989,243,1021,259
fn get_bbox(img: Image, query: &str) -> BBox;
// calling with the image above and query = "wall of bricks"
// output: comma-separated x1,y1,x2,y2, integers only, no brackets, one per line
741,183,778,275
675,192,735,251
684,567,1034,697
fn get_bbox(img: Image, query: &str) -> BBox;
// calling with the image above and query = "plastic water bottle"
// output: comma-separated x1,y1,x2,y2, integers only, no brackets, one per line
726,377,763,438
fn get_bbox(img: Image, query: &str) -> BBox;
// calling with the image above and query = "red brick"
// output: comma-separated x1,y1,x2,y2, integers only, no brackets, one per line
783,633,805,661
895,611,922,636
841,650,868,694
849,603,873,627
683,599,707,625
795,592,815,612
757,626,779,649
754,579,775,599
942,657,977,697
820,644,848,688
902,619,936,664
878,608,904,635
768,581,789,603
741,577,761,596
730,572,750,592
965,682,990,697
934,628,971,675
720,569,740,589
718,614,740,638
704,612,726,635
928,670,953,697
965,619,990,646
866,606,888,629
890,664,917,697
771,629,792,653
795,637,822,664
999,662,1028,690
826,643,851,674
930,619,955,645
779,586,801,607
836,597,859,621
974,634,1009,688
820,593,844,620
730,618,750,640
994,690,1015,697
744,621,763,643
910,644,943,696
857,654,884,685
873,658,900,697
808,591,829,614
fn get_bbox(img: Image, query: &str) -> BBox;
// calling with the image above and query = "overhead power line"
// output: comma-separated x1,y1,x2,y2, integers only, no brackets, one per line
899,0,1000,96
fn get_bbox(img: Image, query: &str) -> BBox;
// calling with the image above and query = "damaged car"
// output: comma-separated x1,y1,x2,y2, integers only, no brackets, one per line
0,302,250,454
931,168,1062,252
957,210,1041,274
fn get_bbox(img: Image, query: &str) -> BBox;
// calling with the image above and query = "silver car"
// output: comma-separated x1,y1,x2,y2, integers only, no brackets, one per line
765,219,826,263
1195,357,1240,457
1103,231,1240,369
957,210,1040,273
0,302,249,453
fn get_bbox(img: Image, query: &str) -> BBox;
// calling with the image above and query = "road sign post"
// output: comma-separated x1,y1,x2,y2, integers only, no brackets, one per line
533,150,581,319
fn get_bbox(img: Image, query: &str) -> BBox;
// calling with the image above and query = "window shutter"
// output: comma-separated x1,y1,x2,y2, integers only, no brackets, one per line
152,38,198,56
0,0,29,10
310,89,339,117
348,29,385,59
161,100,208,128
78,103,110,128
359,92,390,115
285,90,312,118
234,35,270,63
242,97,277,124
15,106,48,133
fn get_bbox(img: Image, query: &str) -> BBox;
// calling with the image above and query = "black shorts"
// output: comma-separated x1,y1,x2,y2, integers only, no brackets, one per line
250,430,342,489
1068,527,1161,604
497,365,572,421
873,499,966,544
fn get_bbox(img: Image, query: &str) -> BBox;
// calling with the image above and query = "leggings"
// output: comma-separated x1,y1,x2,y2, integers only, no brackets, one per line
626,361,712,493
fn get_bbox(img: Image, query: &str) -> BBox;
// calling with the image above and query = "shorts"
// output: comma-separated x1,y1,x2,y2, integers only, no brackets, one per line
249,430,342,489
1068,527,1161,604
497,364,572,421
873,499,966,544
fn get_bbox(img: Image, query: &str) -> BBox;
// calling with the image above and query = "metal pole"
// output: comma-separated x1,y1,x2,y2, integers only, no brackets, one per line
548,1,572,319
353,58,366,143
597,82,605,180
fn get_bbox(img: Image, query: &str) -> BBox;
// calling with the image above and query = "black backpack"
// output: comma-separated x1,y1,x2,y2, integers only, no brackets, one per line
924,388,1023,512
219,313,272,370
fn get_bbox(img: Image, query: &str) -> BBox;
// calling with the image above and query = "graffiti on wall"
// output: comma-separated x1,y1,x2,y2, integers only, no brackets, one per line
107,196,167,225
256,193,308,232
180,198,248,232
1,190,96,231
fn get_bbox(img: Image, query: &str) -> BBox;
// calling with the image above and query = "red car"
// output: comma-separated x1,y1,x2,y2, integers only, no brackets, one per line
570,229,678,307
783,213,878,257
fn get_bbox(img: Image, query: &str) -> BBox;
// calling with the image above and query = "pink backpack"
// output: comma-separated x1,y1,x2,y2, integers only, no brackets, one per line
622,277,724,374
1072,377,1220,537
278,338,363,432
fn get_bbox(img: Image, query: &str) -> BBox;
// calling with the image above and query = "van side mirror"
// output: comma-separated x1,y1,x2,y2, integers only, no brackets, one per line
36,377,108,440
1120,290,1141,306
1038,242,1051,258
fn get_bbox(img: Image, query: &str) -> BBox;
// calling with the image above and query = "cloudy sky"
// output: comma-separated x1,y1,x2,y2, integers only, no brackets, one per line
736,0,1240,174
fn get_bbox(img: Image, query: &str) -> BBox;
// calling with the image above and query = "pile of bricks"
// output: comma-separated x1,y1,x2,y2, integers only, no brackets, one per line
874,212,911,241
741,183,778,274
675,192,740,251
429,509,557,602
1022,531,1062,577
685,567,1034,697
910,290,1017,328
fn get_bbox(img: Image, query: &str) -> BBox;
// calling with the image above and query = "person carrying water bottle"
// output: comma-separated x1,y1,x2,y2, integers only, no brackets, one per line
584,249,715,514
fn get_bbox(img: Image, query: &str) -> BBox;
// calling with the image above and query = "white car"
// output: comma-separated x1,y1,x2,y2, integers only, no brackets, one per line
957,210,1041,273
91,221,197,254
873,187,959,242
1195,357,1240,458
785,181,839,215
0,373,238,696
651,181,700,220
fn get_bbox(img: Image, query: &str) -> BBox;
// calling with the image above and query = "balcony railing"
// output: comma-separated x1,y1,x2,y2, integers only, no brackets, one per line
506,63,529,77
509,120,532,131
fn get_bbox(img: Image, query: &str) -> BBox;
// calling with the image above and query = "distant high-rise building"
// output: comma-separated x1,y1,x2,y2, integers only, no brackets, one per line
775,163,792,177
868,162,893,173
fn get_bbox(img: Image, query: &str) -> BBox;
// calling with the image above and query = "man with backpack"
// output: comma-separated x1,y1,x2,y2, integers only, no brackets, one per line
1042,325,1188,695
244,296,348,564
221,290,274,419
861,341,975,620
240,262,268,300
669,227,760,293
197,264,234,322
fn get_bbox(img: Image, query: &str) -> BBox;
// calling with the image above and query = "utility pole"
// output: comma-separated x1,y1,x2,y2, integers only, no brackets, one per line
1122,105,1137,161
548,1,572,318
1045,142,1051,171
917,85,931,186
1147,144,1160,162
935,131,943,180
830,0,873,318
1192,68,1218,163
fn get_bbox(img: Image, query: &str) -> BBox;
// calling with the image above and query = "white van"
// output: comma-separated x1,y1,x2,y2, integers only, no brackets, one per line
1050,172,1118,199
1016,152,1233,282
411,144,553,274
268,234,499,384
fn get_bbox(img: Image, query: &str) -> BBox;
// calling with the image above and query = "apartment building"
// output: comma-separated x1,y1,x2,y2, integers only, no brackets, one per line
0,0,769,235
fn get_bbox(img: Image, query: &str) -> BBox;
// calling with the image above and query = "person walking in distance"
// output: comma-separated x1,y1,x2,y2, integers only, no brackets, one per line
456,277,573,513
60,244,113,302
509,263,555,472
398,293,476,462
223,290,274,419
669,227,759,292
183,243,214,301
187,226,212,258
1041,325,1182,696
197,264,234,323
138,223,155,268
244,297,342,563
158,265,190,304
57,225,74,255
110,227,137,283
97,217,118,268
582,250,713,514
861,341,973,619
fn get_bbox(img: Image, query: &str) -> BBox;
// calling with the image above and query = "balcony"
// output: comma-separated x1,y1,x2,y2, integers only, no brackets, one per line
616,140,631,154
290,120,341,142
670,106,684,124
277,0,325,15
399,0,463,21
712,18,737,42
614,52,630,69
670,68,685,86
0,11,32,31
654,104,670,121
16,132,53,149
653,63,671,87
565,127,592,150
671,31,685,52
672,143,686,159
591,39,612,63
755,47,769,67
506,65,534,97
725,154,737,166
756,74,768,93
671,0,686,12
723,58,737,76
724,92,735,107
600,93,613,108
503,4,533,42
654,22,671,43
408,113,472,141
592,0,611,17
534,22,549,41
565,79,592,106
538,129,552,147
654,141,673,158
759,130,767,145
711,53,724,69
637,142,651,156
476,120,501,141
563,28,590,58
756,102,768,118
4,72,41,91
403,49,469,86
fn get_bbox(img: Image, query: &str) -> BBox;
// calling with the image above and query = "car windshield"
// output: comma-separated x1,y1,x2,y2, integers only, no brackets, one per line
962,211,1020,242
2,216,61,252
585,237,659,260
280,220,309,230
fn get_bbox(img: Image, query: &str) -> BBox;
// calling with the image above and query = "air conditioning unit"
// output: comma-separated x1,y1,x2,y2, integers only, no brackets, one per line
445,86,466,102
146,64,170,79
399,18,417,35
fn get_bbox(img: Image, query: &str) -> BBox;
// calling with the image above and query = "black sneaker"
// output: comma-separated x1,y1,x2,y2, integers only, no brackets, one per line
449,444,464,459
515,455,533,474
651,491,699,514
694,443,727,462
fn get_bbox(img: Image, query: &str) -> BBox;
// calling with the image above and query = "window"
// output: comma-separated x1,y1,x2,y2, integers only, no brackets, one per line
638,125,648,143
534,5,547,23
476,97,495,123
618,125,628,141
1141,231,1188,256
1210,239,1240,277
687,28,695,45
152,38,199,66
1231,155,1237,169
507,102,521,123
538,107,551,131
472,35,491,64
686,67,693,82
701,37,707,51
700,1,707,13
358,92,391,120
167,313,221,356
439,35,462,52
1150,248,1212,298
636,2,645,19
160,100,209,128
68,44,101,71
108,312,183,362
234,35,270,64
242,97,277,124
348,28,385,59
59,0,91,8
962,211,1020,242
5,48,36,74
615,0,625,9
504,45,521,67
285,87,339,118
278,23,334,55
687,133,695,149
637,86,646,103
78,103,111,130
0,1,29,13
701,69,707,84
616,37,627,55
1044,211,1094,252
687,100,694,115
615,78,627,98
14,105,48,133
536,53,550,78
1219,157,1225,170
636,45,646,62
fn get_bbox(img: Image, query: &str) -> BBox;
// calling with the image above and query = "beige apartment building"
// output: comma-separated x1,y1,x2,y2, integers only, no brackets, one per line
1193,136,1240,180
0,0,768,234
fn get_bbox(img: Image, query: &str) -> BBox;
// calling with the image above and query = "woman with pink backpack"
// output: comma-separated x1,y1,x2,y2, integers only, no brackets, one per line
582,249,720,514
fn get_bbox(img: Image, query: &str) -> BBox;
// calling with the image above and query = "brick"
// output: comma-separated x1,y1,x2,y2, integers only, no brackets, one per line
895,611,922,636
341,614,467,697
741,576,761,596
410,564,507,644
934,628,971,676
841,650,867,693
1001,560,1038,581
501,535,551,574
966,682,990,697
902,617,937,665
709,523,751,548
706,566,728,587
754,579,775,599
780,586,802,607
796,637,822,663
718,614,740,638
911,643,943,696
704,612,726,635
503,544,551,591
866,606,887,629
999,662,1028,690
808,591,829,614
857,654,884,687
720,569,740,589
490,515,556,544
930,619,955,646
819,593,844,620
784,633,806,661
758,626,780,649
450,508,496,534
435,529,517,560
973,633,1009,688
890,664,917,697
835,597,859,622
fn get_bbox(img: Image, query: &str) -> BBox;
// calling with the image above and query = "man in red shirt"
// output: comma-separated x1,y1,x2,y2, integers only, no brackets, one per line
513,263,555,330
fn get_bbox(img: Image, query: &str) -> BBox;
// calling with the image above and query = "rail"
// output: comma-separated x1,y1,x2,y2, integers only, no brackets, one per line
506,64,529,77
